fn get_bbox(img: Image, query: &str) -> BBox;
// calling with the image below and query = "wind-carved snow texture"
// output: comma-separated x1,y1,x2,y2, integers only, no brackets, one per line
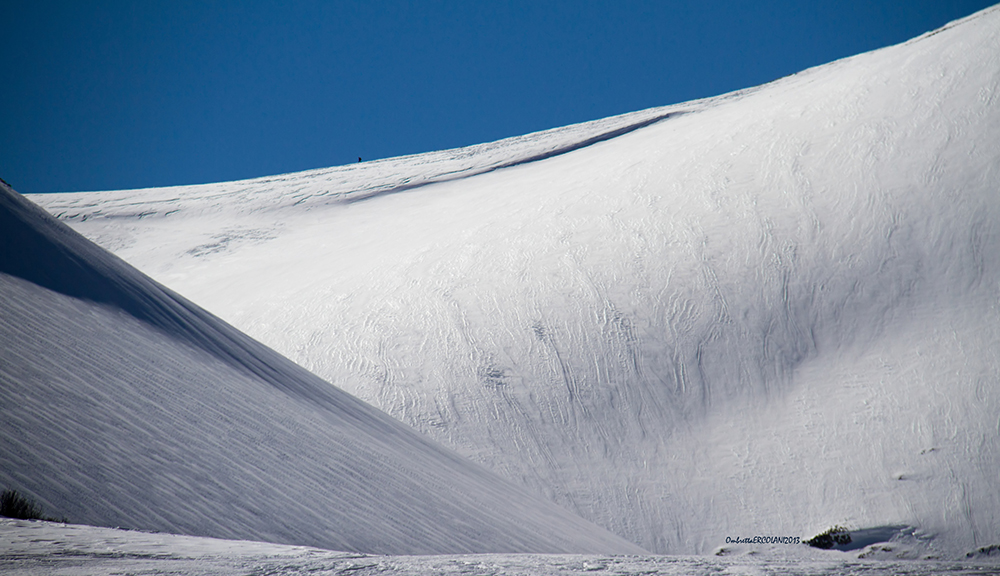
28,5,1000,556
0,184,645,555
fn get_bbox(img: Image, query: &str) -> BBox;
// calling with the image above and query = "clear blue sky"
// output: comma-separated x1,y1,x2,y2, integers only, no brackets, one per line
2,1,995,193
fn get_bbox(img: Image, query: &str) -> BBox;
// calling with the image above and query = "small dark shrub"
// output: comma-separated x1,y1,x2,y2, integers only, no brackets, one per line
967,544,1000,558
1,489,45,520
805,525,852,549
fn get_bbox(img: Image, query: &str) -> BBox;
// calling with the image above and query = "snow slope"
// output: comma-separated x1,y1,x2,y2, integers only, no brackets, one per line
29,5,1000,555
0,182,645,555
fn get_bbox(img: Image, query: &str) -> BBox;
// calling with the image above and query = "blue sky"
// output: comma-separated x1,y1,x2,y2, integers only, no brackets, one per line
2,1,995,193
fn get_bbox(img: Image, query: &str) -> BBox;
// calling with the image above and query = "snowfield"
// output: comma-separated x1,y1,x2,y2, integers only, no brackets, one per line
14,0,1000,563
3,519,1000,575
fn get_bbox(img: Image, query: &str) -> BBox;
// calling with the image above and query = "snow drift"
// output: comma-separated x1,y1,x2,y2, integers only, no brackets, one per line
0,181,644,555
29,5,1000,555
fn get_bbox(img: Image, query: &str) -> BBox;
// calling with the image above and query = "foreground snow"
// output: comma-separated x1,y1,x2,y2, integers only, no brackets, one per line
3,519,999,576
26,4,1000,556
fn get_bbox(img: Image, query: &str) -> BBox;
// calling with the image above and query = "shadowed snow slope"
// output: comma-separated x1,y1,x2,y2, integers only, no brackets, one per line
0,182,645,555
30,5,1000,555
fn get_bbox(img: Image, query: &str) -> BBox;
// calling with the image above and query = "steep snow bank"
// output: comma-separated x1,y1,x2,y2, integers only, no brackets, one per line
29,5,1000,554
0,182,644,555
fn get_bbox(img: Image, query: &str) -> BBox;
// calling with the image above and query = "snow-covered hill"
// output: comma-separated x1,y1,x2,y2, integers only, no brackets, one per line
0,182,644,555
28,5,1000,555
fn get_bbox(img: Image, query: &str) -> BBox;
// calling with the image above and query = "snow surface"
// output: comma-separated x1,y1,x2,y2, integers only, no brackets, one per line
4,519,1000,576
26,4,1000,556
0,183,644,555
